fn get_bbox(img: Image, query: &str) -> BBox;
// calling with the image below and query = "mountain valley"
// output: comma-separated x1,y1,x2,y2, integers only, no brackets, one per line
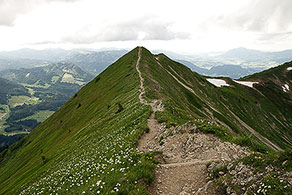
0,63,94,147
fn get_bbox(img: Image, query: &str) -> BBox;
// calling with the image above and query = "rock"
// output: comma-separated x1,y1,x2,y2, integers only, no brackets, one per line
286,172,292,177
219,171,225,176
221,152,231,161
226,186,232,194
282,160,288,166
230,170,236,175
235,162,243,172
207,162,218,172
227,163,233,170
247,176,254,182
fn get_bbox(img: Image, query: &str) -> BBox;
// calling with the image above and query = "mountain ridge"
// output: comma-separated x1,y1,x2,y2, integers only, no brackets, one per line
0,47,291,194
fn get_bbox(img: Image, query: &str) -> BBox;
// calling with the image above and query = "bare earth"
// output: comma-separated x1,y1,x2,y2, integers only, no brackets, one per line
136,47,249,194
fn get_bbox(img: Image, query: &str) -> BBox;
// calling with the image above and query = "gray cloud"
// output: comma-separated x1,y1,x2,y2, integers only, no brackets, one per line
211,0,292,33
62,17,190,44
256,32,292,42
0,0,79,26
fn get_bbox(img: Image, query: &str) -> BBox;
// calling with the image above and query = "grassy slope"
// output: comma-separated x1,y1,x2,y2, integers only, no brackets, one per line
140,50,292,149
22,110,54,122
0,48,155,194
243,61,292,118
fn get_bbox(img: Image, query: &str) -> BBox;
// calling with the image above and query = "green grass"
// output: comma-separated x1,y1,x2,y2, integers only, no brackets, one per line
209,165,228,180
8,96,40,108
21,110,55,122
61,73,85,85
51,76,60,83
260,174,292,194
241,149,292,172
195,121,233,142
21,81,51,89
0,105,9,135
27,88,35,96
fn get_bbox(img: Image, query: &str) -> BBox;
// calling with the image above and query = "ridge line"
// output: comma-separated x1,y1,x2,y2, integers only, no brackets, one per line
136,47,147,105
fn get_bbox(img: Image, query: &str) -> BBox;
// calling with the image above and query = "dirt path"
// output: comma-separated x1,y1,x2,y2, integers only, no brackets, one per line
136,47,164,152
136,47,249,194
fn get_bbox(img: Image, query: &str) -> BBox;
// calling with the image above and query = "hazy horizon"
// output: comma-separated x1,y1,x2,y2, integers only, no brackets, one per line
0,46,292,56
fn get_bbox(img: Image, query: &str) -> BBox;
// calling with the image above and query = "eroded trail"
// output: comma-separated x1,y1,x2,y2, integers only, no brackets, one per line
136,47,249,194
136,47,164,152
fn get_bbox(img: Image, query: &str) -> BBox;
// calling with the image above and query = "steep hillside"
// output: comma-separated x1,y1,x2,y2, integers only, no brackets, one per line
139,49,291,150
244,61,292,103
0,47,291,194
0,48,155,194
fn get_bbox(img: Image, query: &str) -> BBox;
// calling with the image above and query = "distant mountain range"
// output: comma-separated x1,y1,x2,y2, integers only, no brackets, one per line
1,47,292,78
169,47,292,78
0,48,127,74
59,49,127,74
176,59,261,79
220,47,292,62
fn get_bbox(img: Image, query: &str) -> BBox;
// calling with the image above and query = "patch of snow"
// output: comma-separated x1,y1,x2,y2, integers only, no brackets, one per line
233,80,258,88
25,73,30,78
287,67,292,71
282,84,290,92
206,78,229,87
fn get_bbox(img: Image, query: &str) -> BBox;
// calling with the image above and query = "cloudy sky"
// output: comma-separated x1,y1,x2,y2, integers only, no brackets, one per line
0,0,292,53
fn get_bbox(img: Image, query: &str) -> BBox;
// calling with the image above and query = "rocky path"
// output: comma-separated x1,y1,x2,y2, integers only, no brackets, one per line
136,47,164,152
136,47,249,194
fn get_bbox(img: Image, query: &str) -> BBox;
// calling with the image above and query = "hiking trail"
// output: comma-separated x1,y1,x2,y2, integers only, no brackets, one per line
136,47,249,194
